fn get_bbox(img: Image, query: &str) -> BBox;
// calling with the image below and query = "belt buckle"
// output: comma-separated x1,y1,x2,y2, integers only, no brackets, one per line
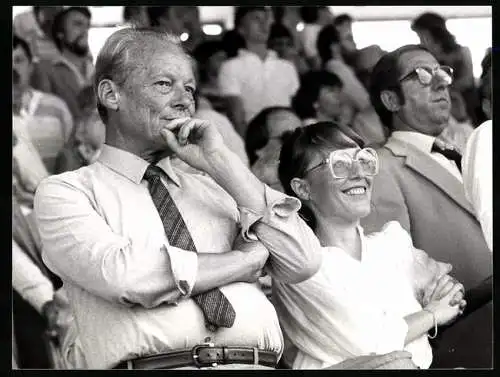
192,342,217,368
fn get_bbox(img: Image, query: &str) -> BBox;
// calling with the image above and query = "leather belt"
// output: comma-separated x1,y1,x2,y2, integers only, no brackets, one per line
113,343,278,369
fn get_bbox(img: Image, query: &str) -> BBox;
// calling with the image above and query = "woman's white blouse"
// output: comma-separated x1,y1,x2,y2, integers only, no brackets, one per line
273,221,433,369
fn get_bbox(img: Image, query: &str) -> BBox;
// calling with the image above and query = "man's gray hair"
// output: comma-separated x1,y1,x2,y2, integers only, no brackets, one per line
94,27,187,124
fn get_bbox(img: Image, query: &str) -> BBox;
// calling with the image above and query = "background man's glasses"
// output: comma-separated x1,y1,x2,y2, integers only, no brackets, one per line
399,65,454,86
304,148,379,179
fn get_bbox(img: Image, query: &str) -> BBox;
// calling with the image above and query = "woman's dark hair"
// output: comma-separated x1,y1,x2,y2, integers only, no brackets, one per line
411,12,459,54
369,44,432,131
221,29,246,58
193,40,225,82
292,70,343,120
245,106,297,166
316,24,341,67
278,121,365,231
51,7,91,51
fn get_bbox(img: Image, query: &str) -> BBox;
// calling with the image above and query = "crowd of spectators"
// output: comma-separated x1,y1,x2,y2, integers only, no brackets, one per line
12,6,492,370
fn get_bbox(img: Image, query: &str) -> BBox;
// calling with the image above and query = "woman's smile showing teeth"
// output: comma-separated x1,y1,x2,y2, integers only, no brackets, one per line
342,186,367,196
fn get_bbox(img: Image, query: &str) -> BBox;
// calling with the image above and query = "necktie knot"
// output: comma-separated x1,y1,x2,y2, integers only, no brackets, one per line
143,164,164,183
432,140,462,172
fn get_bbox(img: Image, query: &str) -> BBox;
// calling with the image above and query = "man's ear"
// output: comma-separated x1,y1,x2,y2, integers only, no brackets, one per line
380,90,400,112
290,177,311,201
97,79,120,112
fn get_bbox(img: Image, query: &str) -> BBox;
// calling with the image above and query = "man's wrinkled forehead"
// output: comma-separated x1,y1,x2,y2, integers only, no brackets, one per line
397,49,438,77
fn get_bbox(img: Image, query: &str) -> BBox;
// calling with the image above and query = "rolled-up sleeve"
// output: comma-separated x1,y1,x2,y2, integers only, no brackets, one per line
238,185,322,284
34,177,197,308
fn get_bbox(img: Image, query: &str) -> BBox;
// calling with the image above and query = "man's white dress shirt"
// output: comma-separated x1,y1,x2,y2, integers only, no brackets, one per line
34,144,321,369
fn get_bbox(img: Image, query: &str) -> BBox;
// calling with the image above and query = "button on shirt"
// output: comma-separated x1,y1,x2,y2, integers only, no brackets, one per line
34,144,322,369
390,131,463,182
218,49,300,123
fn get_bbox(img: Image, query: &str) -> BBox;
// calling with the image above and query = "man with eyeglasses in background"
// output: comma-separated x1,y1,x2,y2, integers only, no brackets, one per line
361,45,492,369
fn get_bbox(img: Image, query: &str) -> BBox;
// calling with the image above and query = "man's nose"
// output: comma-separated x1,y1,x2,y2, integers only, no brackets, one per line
170,86,192,110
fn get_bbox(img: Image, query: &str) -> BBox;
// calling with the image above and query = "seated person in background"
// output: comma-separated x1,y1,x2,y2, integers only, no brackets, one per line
192,41,229,115
292,70,386,147
298,6,332,71
218,7,300,137
411,12,480,126
221,29,246,59
31,7,94,121
268,23,309,76
317,24,371,114
332,14,359,71
13,34,74,174
274,121,465,369
55,86,105,174
245,106,303,192
14,6,63,63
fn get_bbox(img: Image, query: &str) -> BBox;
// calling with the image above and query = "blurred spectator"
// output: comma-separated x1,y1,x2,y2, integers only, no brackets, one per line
219,7,300,136
298,6,333,70
221,29,246,58
55,85,105,174
355,45,386,90
182,6,205,53
268,23,309,75
462,120,492,251
317,24,372,115
13,6,63,62
146,6,186,35
32,7,94,121
13,35,74,174
123,6,149,27
271,6,302,51
292,70,387,147
192,40,228,113
411,12,480,126
245,106,302,192
332,13,358,68
478,48,492,120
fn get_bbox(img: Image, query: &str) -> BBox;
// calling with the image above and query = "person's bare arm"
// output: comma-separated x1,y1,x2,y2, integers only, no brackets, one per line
223,96,247,138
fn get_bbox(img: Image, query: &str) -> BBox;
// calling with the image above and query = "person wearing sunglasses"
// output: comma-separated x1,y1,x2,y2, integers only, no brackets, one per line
273,121,465,369
361,45,492,369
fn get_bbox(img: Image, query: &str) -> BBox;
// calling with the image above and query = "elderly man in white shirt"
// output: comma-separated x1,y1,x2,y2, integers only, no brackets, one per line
218,7,300,137
34,27,322,370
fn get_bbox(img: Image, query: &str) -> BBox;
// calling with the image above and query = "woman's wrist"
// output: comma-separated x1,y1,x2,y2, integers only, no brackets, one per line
422,308,438,339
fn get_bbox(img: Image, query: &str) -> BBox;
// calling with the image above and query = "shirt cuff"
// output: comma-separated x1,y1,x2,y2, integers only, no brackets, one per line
27,286,55,315
238,185,302,242
164,245,198,299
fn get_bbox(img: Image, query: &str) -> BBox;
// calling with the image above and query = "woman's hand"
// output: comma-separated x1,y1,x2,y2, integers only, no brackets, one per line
425,283,466,326
427,274,466,314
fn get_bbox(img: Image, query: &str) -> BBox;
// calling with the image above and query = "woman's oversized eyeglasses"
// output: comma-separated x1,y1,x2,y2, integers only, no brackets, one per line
399,65,454,86
303,148,379,179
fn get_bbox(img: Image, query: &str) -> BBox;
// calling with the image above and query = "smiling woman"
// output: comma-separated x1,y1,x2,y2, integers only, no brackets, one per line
273,121,465,370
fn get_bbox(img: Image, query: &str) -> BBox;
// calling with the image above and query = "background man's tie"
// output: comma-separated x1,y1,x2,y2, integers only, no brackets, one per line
143,164,236,331
432,140,462,173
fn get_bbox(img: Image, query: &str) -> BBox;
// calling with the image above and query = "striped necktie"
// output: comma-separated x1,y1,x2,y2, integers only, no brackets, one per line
143,164,236,331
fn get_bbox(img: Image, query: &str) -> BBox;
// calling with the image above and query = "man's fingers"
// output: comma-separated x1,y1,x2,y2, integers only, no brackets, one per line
445,283,465,302
164,117,191,131
161,129,181,151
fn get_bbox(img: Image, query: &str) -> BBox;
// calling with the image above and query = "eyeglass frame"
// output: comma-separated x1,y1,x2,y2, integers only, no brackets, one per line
302,147,379,179
398,65,454,86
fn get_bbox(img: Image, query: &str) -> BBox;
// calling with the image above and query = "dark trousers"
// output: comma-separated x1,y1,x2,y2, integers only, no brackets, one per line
430,300,493,368
13,290,51,369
